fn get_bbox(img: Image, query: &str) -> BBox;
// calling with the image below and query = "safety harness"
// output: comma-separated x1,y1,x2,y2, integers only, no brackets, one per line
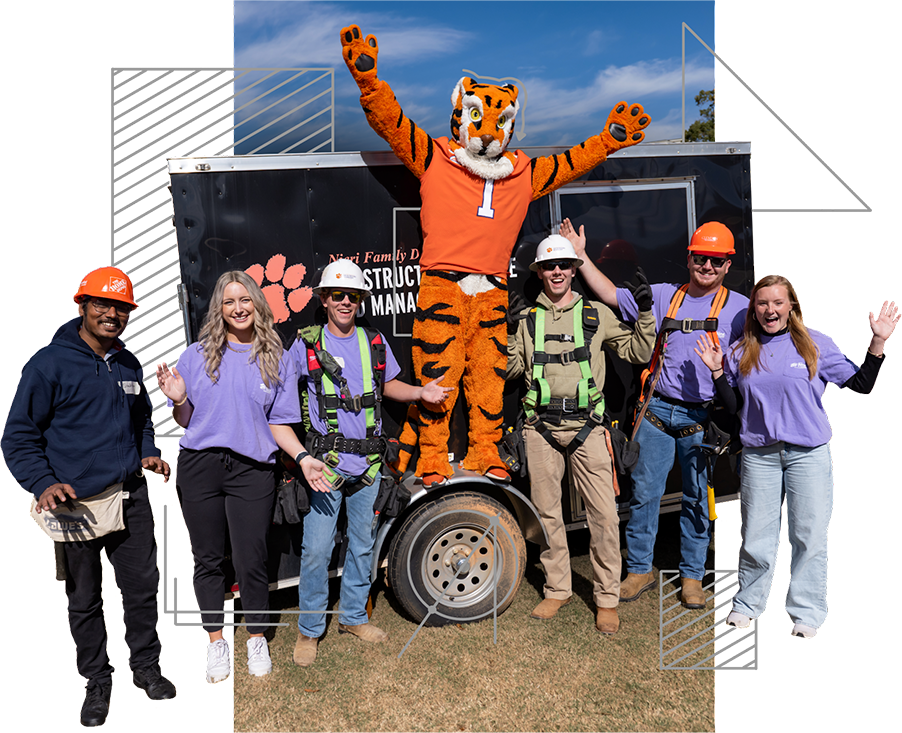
299,325,394,490
522,301,606,455
633,284,729,437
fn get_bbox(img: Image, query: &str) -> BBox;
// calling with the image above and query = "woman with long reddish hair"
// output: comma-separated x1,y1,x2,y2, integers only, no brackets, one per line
696,275,898,637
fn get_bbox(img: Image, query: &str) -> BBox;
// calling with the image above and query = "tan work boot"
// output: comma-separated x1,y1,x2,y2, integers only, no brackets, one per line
619,572,657,602
338,622,388,643
293,633,318,667
680,577,707,609
530,597,571,620
595,606,620,635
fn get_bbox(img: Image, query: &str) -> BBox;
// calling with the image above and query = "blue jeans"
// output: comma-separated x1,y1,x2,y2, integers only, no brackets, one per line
297,470,380,637
732,442,833,629
625,396,710,579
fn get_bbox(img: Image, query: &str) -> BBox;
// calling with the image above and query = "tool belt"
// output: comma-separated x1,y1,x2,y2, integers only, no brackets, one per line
644,410,707,440
29,472,144,542
306,432,397,463
304,429,400,493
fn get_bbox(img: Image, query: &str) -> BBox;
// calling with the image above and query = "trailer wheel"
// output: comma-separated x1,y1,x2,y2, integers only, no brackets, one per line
387,491,526,626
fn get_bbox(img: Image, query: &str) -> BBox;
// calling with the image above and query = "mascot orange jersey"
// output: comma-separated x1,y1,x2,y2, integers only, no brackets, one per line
341,25,651,486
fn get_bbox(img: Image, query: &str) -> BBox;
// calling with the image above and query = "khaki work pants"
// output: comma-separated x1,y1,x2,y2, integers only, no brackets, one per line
525,425,620,608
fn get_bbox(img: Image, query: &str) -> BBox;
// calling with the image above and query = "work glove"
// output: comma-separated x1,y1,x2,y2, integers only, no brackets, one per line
507,290,527,335
624,267,653,312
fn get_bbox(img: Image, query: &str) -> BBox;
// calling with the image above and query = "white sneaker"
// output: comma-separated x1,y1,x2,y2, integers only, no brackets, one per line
247,636,273,677
726,611,751,629
206,638,230,683
791,623,817,638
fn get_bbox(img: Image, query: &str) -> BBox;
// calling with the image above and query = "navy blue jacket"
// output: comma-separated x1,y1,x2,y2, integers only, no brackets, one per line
2,317,161,500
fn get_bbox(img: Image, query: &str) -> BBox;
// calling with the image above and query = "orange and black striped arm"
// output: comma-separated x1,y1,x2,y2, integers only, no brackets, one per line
530,101,651,200
340,25,434,179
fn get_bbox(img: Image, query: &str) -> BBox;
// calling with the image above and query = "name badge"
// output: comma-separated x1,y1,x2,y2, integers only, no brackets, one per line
119,381,140,395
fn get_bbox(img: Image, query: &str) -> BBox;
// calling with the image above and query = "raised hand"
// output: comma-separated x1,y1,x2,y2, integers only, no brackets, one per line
624,267,653,312
420,374,453,406
340,25,379,85
694,332,724,374
156,362,186,404
559,218,587,260
869,301,900,353
602,101,651,150
507,290,527,334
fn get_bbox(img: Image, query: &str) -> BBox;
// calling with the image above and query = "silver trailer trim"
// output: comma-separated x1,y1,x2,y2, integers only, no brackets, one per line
168,141,751,174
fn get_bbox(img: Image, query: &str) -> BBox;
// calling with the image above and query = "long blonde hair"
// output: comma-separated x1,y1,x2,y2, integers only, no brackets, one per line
197,270,284,387
735,275,819,380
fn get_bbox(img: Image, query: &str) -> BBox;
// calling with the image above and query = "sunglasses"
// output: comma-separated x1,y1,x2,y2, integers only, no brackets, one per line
691,254,728,268
327,289,363,304
538,260,574,272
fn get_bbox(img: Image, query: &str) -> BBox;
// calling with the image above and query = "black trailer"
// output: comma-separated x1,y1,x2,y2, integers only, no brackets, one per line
167,141,753,624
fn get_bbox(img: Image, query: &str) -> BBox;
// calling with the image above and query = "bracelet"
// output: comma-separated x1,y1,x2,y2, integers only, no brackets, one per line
867,349,885,358
173,395,188,406
295,451,310,464
711,368,724,377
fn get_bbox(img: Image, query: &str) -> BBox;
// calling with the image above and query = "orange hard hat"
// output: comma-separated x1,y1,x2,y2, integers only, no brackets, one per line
688,222,735,255
73,267,138,308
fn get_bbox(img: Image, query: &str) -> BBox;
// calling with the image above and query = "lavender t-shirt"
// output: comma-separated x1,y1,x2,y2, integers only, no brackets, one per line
290,327,401,476
724,329,858,448
618,283,749,403
174,343,301,464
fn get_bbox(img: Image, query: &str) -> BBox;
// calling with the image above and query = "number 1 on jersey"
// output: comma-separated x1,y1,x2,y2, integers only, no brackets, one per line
477,179,495,219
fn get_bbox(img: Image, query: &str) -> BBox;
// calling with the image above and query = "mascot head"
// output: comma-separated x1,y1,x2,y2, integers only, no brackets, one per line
450,77,520,179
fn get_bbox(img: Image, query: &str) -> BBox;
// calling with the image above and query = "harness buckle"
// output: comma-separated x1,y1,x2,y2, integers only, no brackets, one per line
680,318,694,334
524,413,540,427
559,350,574,365
350,394,363,413
588,410,605,426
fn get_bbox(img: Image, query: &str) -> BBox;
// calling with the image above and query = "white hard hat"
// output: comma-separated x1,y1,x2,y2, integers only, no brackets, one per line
530,234,584,271
314,259,371,297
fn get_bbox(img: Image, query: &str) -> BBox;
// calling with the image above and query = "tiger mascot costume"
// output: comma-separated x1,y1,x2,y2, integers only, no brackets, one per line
340,25,651,487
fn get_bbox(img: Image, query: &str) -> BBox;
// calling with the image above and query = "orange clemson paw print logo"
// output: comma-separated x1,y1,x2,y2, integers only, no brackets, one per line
246,254,313,324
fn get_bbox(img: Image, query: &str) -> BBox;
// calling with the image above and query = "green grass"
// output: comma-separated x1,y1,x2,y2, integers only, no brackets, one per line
233,515,714,732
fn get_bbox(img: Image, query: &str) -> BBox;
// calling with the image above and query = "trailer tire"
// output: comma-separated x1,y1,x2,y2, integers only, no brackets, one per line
387,491,526,626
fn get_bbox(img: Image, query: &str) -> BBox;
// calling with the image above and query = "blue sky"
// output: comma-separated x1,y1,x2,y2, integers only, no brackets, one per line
234,0,715,152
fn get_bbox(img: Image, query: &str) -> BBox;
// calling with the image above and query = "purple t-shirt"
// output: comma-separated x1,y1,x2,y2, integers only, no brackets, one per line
724,329,858,448
618,283,749,402
173,343,301,464
290,327,401,476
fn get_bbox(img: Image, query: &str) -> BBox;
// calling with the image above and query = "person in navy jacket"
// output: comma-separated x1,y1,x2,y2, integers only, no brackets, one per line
2,267,174,727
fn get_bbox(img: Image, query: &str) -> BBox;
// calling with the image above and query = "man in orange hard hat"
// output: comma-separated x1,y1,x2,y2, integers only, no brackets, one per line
560,219,749,610
2,267,175,727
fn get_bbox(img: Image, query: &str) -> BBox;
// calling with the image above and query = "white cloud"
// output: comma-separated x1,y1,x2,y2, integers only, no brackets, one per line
236,3,473,69
581,28,616,57
519,58,713,137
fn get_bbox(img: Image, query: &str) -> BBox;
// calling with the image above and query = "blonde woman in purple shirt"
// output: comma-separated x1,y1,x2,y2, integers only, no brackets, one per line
156,271,323,682
696,275,898,637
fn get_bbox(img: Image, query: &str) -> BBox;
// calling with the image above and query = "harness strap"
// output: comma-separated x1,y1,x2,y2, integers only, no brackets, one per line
300,326,387,488
523,300,605,447
636,284,730,423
